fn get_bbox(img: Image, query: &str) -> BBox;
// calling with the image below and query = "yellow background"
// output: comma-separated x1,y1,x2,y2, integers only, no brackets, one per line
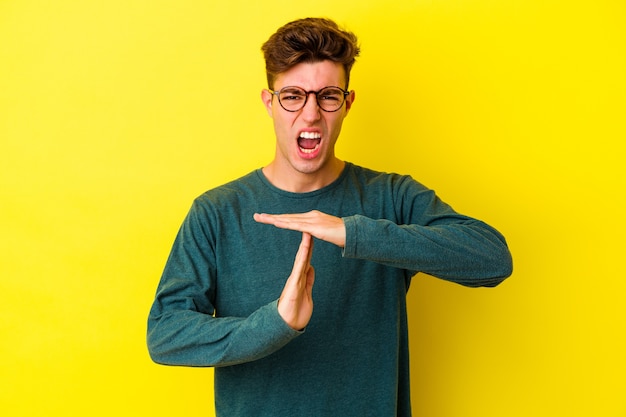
1,0,624,416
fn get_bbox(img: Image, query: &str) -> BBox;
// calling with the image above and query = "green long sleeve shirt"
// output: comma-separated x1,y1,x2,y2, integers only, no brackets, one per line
147,163,512,416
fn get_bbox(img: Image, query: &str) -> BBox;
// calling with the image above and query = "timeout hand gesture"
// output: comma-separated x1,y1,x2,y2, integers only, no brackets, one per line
254,211,345,330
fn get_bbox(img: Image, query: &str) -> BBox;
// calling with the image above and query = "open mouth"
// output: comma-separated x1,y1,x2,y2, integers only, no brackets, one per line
298,131,321,154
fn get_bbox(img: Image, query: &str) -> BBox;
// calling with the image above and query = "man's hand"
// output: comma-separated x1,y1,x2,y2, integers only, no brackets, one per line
254,210,346,248
278,232,315,331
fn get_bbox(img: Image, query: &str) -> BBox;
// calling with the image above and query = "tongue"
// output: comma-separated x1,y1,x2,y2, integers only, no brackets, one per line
298,138,319,149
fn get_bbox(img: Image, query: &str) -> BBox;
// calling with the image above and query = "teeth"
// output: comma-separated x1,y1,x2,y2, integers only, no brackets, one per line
300,144,320,154
299,132,321,139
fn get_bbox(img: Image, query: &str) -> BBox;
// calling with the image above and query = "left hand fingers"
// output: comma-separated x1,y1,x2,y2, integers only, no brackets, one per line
254,211,317,229
253,211,346,247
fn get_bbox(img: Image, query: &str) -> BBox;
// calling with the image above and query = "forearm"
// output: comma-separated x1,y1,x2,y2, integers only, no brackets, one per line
342,215,512,287
147,299,301,367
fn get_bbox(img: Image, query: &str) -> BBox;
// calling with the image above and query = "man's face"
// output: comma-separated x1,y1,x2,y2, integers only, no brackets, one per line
261,60,355,179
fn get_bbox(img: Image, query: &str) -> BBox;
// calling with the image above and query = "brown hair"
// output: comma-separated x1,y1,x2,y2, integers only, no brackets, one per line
261,18,360,89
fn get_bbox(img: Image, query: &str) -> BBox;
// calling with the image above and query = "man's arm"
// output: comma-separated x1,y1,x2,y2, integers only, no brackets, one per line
253,177,512,287
147,208,314,367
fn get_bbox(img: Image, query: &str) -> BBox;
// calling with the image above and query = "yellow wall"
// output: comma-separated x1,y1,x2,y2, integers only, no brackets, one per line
1,1,624,416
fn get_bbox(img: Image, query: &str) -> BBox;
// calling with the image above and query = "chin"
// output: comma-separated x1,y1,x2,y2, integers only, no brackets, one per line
291,158,325,174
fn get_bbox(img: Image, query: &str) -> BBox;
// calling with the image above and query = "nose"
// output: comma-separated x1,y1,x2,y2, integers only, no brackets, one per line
301,92,321,122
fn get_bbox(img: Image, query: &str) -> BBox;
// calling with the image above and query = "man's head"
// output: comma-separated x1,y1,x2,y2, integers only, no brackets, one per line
259,18,360,191
261,18,360,90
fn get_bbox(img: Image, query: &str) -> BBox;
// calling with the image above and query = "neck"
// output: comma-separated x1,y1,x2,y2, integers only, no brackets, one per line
262,158,345,193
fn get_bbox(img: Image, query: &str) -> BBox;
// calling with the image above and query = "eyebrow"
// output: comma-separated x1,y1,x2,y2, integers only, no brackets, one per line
279,87,306,93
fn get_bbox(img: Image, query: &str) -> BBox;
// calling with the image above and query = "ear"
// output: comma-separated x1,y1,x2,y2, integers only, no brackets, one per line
344,90,356,115
261,89,274,117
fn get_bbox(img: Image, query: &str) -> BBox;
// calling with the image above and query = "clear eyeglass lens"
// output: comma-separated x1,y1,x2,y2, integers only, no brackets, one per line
317,88,344,111
278,88,307,111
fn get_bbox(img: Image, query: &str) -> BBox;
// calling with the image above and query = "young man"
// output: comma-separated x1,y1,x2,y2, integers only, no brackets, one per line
147,17,512,416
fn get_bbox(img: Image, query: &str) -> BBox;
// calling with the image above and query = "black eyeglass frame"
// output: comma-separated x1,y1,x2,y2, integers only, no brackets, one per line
270,86,351,113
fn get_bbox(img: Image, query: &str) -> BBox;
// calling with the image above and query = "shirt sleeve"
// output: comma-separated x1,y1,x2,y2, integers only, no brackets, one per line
342,175,513,287
147,201,302,367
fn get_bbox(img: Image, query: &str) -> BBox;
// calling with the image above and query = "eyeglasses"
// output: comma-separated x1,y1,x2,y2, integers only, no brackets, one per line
270,86,350,112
